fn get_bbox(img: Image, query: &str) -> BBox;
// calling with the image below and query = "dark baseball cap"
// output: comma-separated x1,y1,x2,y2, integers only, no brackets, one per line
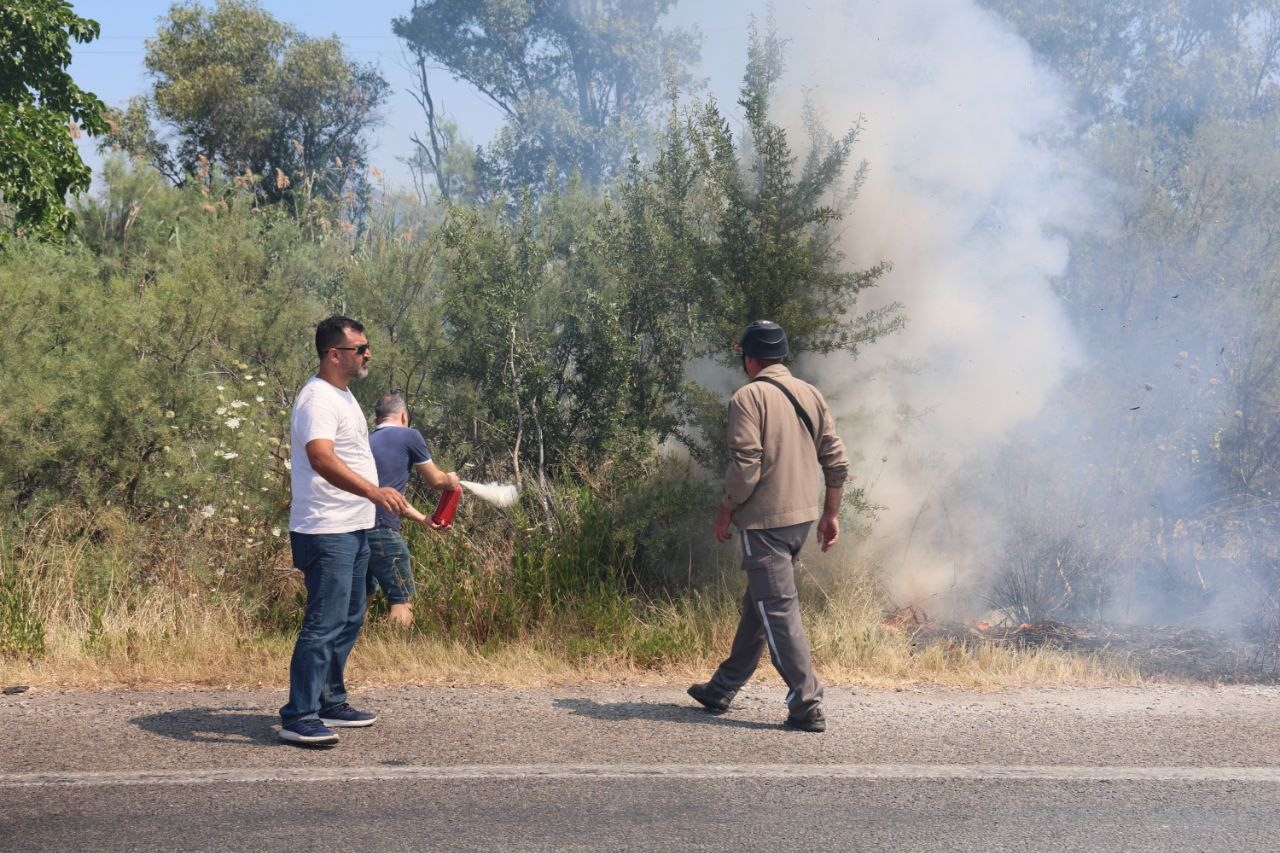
737,320,789,359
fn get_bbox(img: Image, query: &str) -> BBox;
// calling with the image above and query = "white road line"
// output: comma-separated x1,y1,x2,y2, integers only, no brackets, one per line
4,764,1280,788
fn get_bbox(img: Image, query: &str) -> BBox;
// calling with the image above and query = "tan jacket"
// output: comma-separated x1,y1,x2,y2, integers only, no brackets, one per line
722,364,849,530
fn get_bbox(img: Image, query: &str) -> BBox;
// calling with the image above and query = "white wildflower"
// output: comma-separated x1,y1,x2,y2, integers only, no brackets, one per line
256,396,265,403
271,527,281,538
230,400,247,409
201,505,216,518
165,410,175,419
225,418,241,430
256,381,266,387
216,406,228,416
216,385,225,392
222,451,239,459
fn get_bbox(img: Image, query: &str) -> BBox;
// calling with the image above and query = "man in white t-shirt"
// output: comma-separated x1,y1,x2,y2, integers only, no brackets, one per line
278,316,408,746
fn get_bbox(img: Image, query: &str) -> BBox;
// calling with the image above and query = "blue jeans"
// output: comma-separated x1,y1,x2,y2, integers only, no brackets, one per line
280,530,370,726
366,527,415,605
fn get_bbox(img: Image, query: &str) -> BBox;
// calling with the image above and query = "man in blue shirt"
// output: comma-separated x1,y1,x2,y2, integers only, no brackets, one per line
368,394,460,626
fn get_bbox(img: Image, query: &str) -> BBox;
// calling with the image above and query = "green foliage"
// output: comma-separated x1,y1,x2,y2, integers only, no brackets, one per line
0,0,107,241
0,542,44,657
0,160,320,519
106,0,389,204
422,27,900,478
688,20,902,359
0,17,902,664
398,466,722,652
393,0,701,197
983,0,1280,131
100,96,176,182
424,178,700,479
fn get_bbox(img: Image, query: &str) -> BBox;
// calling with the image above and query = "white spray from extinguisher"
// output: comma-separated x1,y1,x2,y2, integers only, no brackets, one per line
459,480,519,507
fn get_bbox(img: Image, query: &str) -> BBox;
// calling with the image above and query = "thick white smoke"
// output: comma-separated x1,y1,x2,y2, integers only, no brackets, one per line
769,0,1097,611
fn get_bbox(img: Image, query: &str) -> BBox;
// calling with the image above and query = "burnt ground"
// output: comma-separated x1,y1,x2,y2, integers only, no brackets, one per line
910,619,1280,683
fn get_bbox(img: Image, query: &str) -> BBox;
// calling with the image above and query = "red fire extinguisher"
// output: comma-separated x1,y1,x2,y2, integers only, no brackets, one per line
431,486,462,527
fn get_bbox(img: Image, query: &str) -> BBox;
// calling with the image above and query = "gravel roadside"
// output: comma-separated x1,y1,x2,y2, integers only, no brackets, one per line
4,683,1279,774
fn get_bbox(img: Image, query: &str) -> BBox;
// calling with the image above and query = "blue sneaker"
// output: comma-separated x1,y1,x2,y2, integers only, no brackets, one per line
278,719,339,744
319,702,377,727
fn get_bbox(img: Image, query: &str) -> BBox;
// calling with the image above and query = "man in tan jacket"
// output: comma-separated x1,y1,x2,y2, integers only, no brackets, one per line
688,320,848,732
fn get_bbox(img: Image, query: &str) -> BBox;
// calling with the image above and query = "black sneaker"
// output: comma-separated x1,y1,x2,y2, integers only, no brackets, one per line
319,703,377,727
278,719,339,745
783,710,826,733
687,682,731,713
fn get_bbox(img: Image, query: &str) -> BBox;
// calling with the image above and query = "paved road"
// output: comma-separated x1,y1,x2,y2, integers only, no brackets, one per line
3,684,1280,850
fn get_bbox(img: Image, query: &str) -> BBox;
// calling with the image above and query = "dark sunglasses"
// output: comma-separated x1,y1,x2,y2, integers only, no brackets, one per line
329,344,370,355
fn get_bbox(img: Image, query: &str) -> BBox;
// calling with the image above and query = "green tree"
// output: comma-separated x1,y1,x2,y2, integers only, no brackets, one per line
644,20,902,468
424,24,902,481
423,173,700,486
0,0,107,241
1,158,332,515
102,95,180,184
688,20,900,359
393,0,701,198
983,0,1280,131
105,0,389,205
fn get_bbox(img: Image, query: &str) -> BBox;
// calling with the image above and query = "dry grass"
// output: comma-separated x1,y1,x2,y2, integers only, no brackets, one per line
0,505,1138,691
801,573,1138,689
0,576,1137,692
0,624,1136,692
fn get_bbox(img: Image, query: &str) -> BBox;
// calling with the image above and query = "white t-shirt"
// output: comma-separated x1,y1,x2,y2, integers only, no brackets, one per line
289,376,378,534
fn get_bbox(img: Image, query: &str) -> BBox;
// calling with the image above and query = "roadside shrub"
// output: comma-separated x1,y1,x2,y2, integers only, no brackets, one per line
0,537,44,657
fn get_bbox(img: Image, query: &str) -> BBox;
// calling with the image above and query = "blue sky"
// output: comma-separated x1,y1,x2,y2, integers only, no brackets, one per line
68,0,767,192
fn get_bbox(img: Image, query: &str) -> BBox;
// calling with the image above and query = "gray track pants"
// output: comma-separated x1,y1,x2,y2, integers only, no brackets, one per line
709,522,823,719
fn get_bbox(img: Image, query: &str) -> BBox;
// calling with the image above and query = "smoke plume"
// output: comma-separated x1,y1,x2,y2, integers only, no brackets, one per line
767,0,1098,614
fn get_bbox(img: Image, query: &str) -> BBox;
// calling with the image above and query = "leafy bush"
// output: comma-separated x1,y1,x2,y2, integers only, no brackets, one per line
0,543,44,657
0,25,898,667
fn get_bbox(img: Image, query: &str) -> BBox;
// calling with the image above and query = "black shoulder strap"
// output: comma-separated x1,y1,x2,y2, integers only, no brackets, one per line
751,375,817,445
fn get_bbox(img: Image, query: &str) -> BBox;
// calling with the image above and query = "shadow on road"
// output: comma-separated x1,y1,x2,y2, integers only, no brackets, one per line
552,698,780,731
131,707,279,745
